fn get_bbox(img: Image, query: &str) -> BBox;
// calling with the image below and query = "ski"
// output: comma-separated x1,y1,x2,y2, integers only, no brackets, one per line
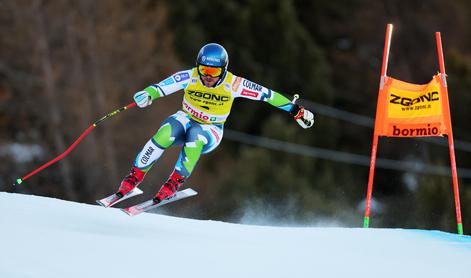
96,187,144,208
121,188,197,216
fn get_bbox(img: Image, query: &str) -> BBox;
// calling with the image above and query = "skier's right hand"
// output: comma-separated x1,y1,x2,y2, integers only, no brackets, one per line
134,91,152,108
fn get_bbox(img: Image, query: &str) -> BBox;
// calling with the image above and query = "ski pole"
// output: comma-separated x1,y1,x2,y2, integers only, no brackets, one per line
14,102,137,186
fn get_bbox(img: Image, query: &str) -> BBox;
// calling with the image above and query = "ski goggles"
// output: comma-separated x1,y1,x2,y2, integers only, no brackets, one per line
197,65,223,77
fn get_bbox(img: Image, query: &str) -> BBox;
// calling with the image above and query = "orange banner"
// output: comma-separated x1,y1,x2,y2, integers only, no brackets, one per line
374,75,451,137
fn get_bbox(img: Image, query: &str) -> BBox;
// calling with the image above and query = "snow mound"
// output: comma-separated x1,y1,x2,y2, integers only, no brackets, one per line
0,192,470,278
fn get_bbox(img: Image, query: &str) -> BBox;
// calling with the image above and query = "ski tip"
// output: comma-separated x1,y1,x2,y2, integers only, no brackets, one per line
132,187,144,195
184,188,198,195
14,178,23,186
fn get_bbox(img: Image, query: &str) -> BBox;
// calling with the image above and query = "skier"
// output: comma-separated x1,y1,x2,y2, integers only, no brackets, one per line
117,43,314,203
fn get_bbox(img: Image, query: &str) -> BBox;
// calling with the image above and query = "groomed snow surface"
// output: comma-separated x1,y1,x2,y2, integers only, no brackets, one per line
1,192,470,278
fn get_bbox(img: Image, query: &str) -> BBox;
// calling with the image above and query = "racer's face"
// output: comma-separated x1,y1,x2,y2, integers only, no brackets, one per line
201,75,220,87
198,65,223,87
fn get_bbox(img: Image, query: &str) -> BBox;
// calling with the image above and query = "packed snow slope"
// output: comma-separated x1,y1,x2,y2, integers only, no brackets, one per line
1,192,470,278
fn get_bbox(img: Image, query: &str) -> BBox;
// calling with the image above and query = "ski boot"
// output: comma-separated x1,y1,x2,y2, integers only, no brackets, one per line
153,171,186,203
117,167,146,197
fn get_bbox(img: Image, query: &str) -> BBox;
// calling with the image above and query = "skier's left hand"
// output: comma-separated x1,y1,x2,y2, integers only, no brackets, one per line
291,104,314,129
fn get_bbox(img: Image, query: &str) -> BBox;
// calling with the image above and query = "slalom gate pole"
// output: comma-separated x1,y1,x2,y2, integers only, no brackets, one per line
14,102,137,186
363,23,393,228
363,135,378,228
436,32,464,235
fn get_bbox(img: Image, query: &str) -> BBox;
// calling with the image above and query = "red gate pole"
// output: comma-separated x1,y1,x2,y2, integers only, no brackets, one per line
363,135,379,228
363,24,393,228
436,32,463,234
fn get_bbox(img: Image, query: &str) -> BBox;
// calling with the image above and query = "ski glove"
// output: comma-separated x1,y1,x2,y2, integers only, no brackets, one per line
134,91,152,108
291,104,314,129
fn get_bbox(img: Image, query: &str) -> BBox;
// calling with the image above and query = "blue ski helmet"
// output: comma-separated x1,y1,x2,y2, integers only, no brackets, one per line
196,43,229,74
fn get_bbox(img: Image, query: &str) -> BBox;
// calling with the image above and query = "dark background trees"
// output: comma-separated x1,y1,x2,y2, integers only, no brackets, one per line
1,0,470,233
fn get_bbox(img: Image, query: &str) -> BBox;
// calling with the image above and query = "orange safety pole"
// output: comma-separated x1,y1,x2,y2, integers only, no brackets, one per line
380,24,394,77
436,32,463,234
363,24,393,228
